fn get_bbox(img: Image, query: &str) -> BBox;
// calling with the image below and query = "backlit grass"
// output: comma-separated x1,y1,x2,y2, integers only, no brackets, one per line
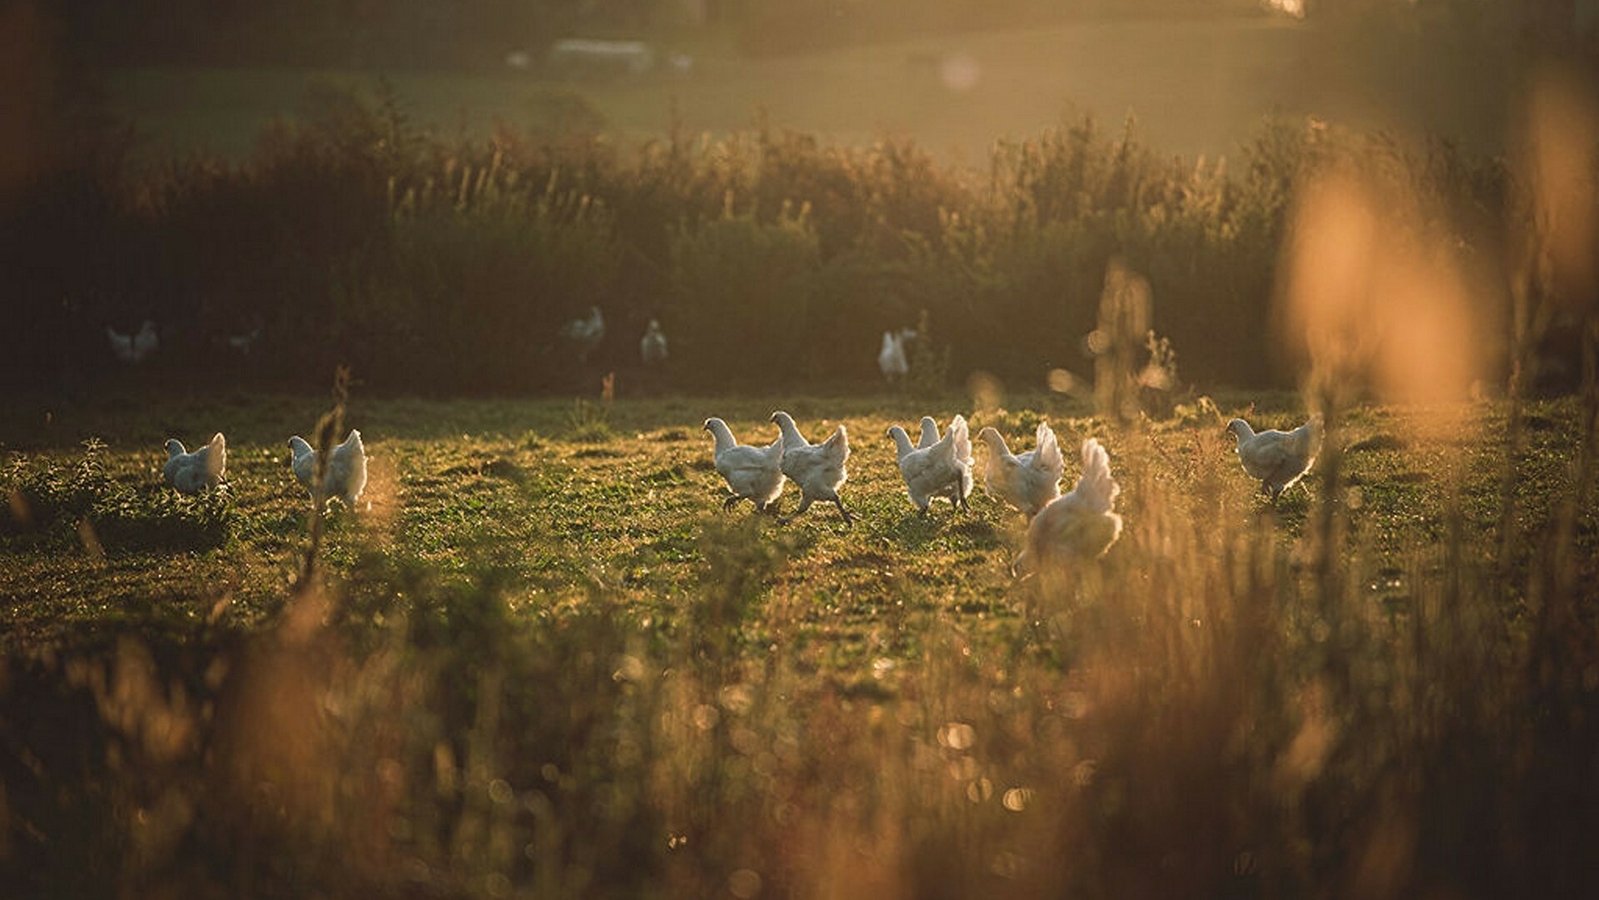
2,387,1595,898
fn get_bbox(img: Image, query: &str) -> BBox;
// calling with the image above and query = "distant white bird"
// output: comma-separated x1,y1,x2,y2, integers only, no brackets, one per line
561,306,606,363
288,429,368,507
108,320,158,363
878,330,909,384
703,417,785,512
163,432,226,494
887,414,973,515
226,328,261,354
978,421,1065,518
1013,438,1122,576
1227,417,1320,501
641,319,668,366
770,411,854,525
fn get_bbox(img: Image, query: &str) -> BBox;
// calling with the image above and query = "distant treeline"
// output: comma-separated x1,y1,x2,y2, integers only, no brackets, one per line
55,0,1271,69
5,77,1537,397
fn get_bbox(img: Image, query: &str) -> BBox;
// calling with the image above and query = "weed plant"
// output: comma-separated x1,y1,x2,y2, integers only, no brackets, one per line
3,439,232,553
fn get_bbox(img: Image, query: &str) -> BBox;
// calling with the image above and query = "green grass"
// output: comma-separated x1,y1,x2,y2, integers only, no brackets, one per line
102,19,1323,164
3,388,1595,898
102,12,1521,171
2,390,1586,656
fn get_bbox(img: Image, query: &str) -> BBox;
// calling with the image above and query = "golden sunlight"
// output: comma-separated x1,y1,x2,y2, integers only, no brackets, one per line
1279,165,1487,421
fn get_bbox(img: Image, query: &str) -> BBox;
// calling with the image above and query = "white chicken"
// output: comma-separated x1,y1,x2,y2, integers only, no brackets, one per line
1227,416,1320,501
978,420,1065,518
108,320,159,363
770,411,854,525
887,414,973,515
225,328,261,354
641,319,668,366
1013,438,1122,576
561,306,606,363
703,417,785,512
163,432,226,494
878,330,909,384
288,429,368,507
917,415,940,449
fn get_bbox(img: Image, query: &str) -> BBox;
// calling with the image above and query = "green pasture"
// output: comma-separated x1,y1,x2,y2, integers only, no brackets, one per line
2,389,1583,657
3,385,1595,897
103,18,1321,162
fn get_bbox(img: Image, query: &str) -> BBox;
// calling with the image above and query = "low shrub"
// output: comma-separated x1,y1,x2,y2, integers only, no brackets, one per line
2,440,232,553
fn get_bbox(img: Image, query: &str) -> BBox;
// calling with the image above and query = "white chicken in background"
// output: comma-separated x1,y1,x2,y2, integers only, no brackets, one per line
163,432,226,494
917,415,940,449
878,330,909,384
108,320,159,363
561,306,606,363
640,319,668,366
978,421,1065,518
887,414,973,516
703,417,785,512
770,411,854,525
288,429,368,507
226,328,261,354
1013,438,1122,577
1227,416,1321,501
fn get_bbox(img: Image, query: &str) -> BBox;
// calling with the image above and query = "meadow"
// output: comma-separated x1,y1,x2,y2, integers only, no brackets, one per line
2,378,1596,898
4,17,1597,895
104,18,1316,164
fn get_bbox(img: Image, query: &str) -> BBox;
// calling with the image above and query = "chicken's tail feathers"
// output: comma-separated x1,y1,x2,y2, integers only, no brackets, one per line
949,415,971,464
207,433,227,476
343,429,364,452
1034,421,1063,475
822,423,849,457
1075,438,1119,514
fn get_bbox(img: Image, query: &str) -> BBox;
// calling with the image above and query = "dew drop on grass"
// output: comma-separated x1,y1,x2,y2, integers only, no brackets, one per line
728,868,762,899
1003,787,1033,811
938,721,975,750
488,779,513,805
966,777,993,803
693,704,720,730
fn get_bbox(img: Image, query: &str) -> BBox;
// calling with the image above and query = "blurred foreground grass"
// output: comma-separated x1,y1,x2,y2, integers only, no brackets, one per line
2,388,1595,898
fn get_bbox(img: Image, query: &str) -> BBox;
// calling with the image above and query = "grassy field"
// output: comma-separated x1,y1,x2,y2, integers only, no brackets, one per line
3,383,1595,897
104,18,1322,163
9,9,1592,890
101,13,1522,168
5,387,1572,657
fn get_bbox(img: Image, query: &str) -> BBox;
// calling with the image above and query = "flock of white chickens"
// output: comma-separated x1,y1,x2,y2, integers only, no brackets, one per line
156,344,1315,583
705,410,1321,577
146,300,1319,581
161,429,369,507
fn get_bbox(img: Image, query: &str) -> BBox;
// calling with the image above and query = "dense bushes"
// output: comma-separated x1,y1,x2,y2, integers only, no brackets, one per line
3,83,1525,396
